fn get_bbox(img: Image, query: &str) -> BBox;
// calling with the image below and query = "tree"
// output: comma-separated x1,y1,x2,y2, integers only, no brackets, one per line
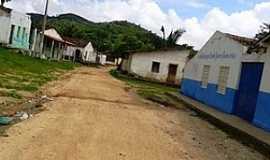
255,23,270,40
167,28,186,47
1,0,10,6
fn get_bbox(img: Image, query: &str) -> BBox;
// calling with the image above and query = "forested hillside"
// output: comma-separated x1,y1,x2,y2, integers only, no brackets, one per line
29,13,167,56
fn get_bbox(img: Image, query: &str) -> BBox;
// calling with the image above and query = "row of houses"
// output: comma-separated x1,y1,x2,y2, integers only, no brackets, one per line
119,26,270,132
181,31,270,132
0,6,108,65
2,4,270,132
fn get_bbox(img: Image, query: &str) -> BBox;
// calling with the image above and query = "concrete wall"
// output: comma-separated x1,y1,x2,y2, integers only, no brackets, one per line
9,11,31,49
0,16,10,44
0,9,31,49
241,43,270,131
82,42,96,63
127,50,190,85
182,31,246,113
182,31,270,132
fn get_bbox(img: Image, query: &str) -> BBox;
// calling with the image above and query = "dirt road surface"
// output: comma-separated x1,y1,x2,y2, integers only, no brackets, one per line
0,67,268,160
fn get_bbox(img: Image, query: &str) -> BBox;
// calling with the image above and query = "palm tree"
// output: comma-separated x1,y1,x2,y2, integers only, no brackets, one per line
1,0,11,7
255,23,270,40
167,28,186,47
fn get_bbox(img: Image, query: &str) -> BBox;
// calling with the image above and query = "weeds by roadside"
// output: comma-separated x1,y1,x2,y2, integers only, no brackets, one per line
110,69,179,106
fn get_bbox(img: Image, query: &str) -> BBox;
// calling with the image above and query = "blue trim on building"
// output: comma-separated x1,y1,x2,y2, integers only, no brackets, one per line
181,78,236,114
253,91,270,132
181,78,270,132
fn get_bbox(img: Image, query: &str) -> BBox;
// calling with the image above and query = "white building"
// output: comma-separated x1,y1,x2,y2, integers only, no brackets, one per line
63,37,96,63
0,6,31,50
181,31,270,132
121,49,192,85
31,28,69,60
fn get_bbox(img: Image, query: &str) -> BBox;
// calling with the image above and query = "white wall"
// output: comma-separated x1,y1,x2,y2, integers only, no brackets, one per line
10,10,31,39
184,31,246,89
0,16,10,44
130,50,190,84
241,43,270,93
82,42,96,62
64,46,74,57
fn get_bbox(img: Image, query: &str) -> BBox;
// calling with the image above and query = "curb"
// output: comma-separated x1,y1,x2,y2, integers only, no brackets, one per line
167,92,270,157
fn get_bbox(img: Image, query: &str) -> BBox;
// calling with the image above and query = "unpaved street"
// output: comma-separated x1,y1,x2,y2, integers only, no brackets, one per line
0,67,268,160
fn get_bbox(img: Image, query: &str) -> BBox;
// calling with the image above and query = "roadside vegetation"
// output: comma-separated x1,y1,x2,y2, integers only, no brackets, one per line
0,47,76,99
110,69,179,106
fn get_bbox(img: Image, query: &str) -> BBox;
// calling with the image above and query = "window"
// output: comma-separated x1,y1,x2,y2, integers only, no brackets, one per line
85,51,88,59
217,66,230,94
151,61,160,73
17,26,21,38
201,65,210,88
22,27,26,40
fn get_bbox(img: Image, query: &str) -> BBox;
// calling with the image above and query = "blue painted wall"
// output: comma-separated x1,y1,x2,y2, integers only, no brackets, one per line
253,92,270,132
181,78,236,114
182,78,270,132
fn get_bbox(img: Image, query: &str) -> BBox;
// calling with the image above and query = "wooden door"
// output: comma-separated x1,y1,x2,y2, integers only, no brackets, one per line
167,64,178,84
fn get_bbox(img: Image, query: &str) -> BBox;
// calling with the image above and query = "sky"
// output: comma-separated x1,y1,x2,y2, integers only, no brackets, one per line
6,0,270,50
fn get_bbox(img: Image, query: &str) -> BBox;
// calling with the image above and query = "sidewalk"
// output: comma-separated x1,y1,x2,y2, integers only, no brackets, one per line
168,92,270,155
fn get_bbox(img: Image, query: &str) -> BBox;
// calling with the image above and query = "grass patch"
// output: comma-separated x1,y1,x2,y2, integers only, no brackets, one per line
0,90,22,99
0,48,77,93
110,69,179,106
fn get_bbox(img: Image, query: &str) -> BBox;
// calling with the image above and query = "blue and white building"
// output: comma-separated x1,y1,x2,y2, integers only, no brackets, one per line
181,31,270,131
0,6,31,50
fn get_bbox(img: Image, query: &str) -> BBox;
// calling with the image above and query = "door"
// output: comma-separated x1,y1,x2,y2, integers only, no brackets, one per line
9,25,15,44
167,64,178,84
75,49,81,62
234,63,264,122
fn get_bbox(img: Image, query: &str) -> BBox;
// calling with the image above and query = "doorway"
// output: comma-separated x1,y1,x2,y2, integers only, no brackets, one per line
9,25,15,44
234,63,264,122
167,64,178,84
75,49,81,62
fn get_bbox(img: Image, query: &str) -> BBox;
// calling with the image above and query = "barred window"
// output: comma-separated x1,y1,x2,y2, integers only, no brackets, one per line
217,66,230,94
201,65,210,88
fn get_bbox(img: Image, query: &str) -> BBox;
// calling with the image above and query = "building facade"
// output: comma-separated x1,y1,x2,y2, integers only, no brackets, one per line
0,6,31,50
181,31,270,131
121,49,191,85
63,37,96,63
31,28,69,60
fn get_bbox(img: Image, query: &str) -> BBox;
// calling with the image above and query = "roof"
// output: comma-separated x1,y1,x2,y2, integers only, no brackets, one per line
62,37,89,48
0,6,11,13
44,29,65,43
224,32,255,46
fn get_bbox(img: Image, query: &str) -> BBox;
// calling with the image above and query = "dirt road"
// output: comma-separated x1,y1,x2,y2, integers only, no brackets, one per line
0,67,268,160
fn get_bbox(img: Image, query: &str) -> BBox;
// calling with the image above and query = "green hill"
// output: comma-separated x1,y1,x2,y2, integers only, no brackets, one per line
29,13,165,56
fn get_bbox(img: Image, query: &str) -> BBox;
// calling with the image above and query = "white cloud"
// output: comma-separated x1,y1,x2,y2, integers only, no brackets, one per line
6,0,270,50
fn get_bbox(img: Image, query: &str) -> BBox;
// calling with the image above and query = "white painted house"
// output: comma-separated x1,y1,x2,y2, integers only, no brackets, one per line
63,37,96,63
31,28,69,60
181,31,270,132
121,49,192,85
0,6,31,50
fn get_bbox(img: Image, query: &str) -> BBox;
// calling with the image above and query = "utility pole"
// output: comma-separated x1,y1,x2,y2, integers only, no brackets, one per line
40,0,49,59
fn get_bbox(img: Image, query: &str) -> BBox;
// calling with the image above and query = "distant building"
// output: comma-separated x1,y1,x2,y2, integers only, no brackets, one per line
31,28,70,60
121,48,192,85
63,37,96,63
181,30,270,132
0,6,31,50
